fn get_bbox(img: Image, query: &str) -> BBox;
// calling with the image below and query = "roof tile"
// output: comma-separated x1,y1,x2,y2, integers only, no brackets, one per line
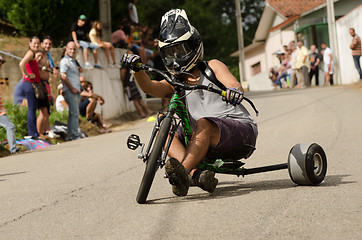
266,0,325,17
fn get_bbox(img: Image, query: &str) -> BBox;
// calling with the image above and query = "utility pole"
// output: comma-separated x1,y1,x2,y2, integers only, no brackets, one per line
326,0,341,85
235,0,246,84
99,0,112,42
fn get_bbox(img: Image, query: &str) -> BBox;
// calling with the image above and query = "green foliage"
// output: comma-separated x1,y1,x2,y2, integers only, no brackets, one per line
49,108,68,125
0,102,69,141
0,0,97,46
0,102,28,141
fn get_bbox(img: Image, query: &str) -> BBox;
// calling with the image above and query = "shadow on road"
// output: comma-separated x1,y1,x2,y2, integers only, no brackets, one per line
0,171,27,182
147,174,353,204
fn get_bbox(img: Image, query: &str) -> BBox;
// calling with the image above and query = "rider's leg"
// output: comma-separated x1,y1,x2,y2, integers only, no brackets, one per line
167,135,186,162
181,118,220,171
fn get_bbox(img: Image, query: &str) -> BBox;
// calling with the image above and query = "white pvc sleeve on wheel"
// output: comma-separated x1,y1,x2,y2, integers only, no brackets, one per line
288,143,311,185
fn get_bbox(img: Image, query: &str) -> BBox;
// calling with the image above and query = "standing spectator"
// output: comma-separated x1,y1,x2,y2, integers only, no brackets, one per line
59,41,82,141
13,79,26,106
128,0,139,24
296,41,310,87
69,15,100,69
309,45,322,86
349,28,362,80
34,50,51,139
18,36,41,139
121,65,154,118
321,42,333,86
0,56,19,154
89,21,118,68
289,42,299,87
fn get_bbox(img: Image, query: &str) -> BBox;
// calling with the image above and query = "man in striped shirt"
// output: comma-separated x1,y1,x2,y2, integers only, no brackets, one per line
349,28,362,80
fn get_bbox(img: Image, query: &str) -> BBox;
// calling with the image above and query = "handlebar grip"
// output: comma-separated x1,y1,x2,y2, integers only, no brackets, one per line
221,91,226,97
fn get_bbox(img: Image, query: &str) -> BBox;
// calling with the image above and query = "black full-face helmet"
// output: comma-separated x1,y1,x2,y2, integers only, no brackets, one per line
158,9,204,76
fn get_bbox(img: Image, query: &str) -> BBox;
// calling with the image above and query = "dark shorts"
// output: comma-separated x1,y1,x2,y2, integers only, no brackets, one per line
177,117,257,160
79,99,90,117
37,97,50,115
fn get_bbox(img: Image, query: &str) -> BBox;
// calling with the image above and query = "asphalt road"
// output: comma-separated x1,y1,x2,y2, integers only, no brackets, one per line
1,85,361,240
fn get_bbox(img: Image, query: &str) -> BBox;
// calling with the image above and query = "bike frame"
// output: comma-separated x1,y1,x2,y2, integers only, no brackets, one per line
137,65,287,177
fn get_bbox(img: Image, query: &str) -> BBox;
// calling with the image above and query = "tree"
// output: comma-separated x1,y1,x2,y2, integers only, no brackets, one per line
0,0,96,45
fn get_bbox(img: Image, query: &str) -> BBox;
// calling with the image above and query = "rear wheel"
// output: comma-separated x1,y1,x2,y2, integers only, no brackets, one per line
288,143,327,185
136,117,172,204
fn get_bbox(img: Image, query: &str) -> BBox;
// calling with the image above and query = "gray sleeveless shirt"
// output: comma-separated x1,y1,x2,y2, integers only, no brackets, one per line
185,72,258,136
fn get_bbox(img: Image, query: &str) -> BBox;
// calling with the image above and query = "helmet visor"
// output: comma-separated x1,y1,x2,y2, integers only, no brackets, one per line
161,42,192,66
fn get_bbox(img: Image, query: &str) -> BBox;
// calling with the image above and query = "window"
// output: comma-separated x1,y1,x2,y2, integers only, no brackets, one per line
251,62,261,76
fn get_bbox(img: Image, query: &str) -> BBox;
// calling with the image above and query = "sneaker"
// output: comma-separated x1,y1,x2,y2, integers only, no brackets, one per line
165,158,189,196
84,62,93,70
46,130,60,139
94,64,102,69
192,169,218,193
109,63,117,68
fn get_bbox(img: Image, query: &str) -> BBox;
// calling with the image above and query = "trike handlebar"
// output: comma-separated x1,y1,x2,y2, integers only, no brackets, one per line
137,63,258,115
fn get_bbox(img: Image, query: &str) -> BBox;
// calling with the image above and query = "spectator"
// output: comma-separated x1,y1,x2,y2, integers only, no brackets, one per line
34,50,51,139
121,65,154,118
13,79,26,106
269,67,281,89
69,15,100,69
55,84,68,113
128,0,139,24
59,41,82,141
89,21,118,68
349,28,362,80
0,55,19,154
321,42,333,86
296,41,310,87
289,42,299,88
79,77,111,133
276,52,289,88
111,24,129,48
309,45,322,86
18,36,41,139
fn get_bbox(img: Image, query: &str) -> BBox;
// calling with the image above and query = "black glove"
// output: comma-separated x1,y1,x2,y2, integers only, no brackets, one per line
224,87,244,106
121,53,142,72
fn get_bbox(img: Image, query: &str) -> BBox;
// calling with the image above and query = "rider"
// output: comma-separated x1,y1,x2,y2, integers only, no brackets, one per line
122,9,258,196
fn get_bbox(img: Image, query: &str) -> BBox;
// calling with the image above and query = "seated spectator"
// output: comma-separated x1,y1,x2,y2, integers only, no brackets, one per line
56,84,68,113
112,24,130,49
121,65,154,118
0,55,19,154
79,76,111,133
89,21,119,68
269,67,281,89
69,15,100,69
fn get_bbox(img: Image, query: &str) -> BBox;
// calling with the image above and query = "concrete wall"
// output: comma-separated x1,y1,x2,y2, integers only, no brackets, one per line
0,47,140,120
336,4,362,84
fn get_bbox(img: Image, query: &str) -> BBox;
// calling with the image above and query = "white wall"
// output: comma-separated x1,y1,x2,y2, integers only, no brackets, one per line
336,4,362,84
76,48,143,120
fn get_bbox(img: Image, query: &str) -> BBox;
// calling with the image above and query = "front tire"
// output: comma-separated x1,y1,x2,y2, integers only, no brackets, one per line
136,117,172,204
288,143,327,185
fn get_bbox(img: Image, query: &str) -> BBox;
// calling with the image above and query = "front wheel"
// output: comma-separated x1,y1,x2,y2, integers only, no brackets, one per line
136,117,172,204
288,143,327,185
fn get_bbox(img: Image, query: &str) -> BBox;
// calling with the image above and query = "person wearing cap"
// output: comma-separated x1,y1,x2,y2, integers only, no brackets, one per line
0,55,19,154
69,14,100,69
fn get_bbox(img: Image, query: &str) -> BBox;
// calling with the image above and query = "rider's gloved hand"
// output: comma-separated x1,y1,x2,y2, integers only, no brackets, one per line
121,53,142,72
224,87,244,106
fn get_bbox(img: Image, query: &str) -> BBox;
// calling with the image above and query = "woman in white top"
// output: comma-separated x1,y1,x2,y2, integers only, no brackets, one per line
89,21,117,67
